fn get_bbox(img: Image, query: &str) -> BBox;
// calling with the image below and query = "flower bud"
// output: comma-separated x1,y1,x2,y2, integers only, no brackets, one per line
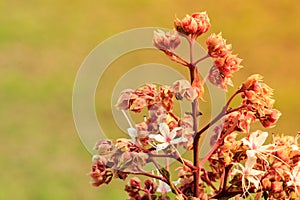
144,179,158,193
260,109,282,128
181,15,198,34
206,33,232,58
153,30,181,51
214,54,242,77
271,181,283,193
115,89,134,110
125,177,141,196
262,176,272,190
174,12,210,38
184,86,200,102
94,139,114,155
129,177,141,188
240,74,263,91
192,12,210,35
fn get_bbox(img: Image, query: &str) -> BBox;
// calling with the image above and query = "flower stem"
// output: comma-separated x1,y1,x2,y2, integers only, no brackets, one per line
128,170,166,182
193,54,210,66
186,37,201,198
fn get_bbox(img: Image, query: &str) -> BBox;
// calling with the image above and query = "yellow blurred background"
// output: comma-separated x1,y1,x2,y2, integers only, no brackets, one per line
1,0,299,199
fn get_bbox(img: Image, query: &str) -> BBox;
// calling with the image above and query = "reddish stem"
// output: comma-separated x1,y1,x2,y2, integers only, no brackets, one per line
198,111,239,169
128,170,166,182
186,37,201,198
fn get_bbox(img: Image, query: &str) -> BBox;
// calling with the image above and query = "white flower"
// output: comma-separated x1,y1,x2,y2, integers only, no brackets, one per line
149,123,187,152
242,130,274,163
157,180,171,194
242,130,270,152
287,161,300,193
156,179,181,194
232,151,264,193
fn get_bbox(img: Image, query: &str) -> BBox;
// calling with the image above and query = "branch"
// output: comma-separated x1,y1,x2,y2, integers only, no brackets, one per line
164,50,189,67
199,119,238,169
128,170,166,182
148,153,196,170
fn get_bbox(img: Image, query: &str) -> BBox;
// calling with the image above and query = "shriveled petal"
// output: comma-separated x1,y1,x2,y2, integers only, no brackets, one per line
159,123,170,137
156,143,169,152
149,134,166,143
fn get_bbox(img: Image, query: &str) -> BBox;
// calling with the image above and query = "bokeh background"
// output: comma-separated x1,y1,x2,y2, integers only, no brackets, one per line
1,0,299,199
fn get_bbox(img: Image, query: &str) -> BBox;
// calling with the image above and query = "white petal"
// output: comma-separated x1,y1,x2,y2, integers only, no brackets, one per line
241,138,251,147
157,180,171,194
256,131,268,147
250,169,264,176
249,131,258,144
245,156,257,171
171,137,187,145
247,176,260,189
156,143,169,152
127,128,137,139
159,123,170,137
231,168,242,176
149,134,166,143
246,150,256,158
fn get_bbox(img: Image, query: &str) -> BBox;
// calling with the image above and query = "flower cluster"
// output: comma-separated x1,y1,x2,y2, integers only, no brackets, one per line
87,10,299,200
206,33,242,90
208,130,300,199
174,12,210,38
125,177,159,200
240,74,281,128
116,80,203,114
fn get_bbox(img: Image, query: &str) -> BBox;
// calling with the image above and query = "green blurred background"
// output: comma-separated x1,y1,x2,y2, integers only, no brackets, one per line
1,0,299,199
